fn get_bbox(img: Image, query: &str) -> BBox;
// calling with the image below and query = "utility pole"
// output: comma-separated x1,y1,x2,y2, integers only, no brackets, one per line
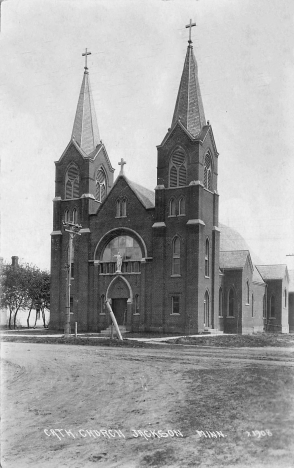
63,220,82,337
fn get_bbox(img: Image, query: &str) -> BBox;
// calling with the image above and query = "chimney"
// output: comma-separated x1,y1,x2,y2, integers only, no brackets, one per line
11,256,19,267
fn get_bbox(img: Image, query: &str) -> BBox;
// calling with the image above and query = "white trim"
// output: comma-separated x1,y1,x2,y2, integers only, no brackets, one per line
51,230,62,236
186,219,205,226
106,275,133,302
94,227,148,260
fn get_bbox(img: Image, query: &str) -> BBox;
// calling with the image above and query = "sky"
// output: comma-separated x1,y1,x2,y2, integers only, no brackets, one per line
1,0,294,271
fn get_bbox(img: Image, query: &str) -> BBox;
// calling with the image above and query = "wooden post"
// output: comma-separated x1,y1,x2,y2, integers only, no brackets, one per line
105,301,123,341
75,321,77,338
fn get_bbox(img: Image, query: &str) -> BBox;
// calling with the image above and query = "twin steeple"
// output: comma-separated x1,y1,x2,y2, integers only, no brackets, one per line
71,49,101,156
71,21,206,157
171,19,206,137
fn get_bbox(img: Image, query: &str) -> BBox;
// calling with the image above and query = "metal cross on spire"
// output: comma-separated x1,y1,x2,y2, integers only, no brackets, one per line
186,19,196,44
82,48,91,70
118,158,126,175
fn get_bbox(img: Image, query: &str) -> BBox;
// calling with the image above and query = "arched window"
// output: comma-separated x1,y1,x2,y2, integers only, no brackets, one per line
263,294,266,318
284,289,287,308
169,198,176,216
204,291,210,326
116,198,127,218
169,148,187,187
64,210,70,223
252,294,254,317
205,239,210,277
96,168,107,202
100,235,142,274
100,294,105,314
203,153,212,191
172,237,181,275
270,295,275,317
246,281,250,305
219,288,223,317
178,197,185,215
134,294,139,314
72,208,77,224
65,164,79,199
228,288,234,317
121,198,127,217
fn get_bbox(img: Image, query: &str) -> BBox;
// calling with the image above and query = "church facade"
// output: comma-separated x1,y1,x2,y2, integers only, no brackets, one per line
50,30,290,335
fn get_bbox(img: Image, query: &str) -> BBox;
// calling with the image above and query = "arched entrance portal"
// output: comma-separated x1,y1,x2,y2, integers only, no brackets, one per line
106,276,132,326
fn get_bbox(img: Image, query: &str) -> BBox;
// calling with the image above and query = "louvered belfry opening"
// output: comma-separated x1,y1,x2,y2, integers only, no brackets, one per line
65,164,79,199
169,148,187,187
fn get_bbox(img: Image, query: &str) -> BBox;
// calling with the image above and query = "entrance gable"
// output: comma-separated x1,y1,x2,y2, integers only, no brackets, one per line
107,275,132,300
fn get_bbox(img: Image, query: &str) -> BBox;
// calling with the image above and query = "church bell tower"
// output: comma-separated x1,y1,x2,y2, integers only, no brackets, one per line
152,20,220,334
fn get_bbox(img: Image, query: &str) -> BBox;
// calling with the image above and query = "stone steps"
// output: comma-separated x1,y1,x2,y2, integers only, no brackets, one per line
203,328,224,335
100,325,127,336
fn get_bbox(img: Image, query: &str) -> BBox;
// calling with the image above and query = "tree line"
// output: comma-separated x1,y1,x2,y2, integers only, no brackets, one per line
0,262,50,329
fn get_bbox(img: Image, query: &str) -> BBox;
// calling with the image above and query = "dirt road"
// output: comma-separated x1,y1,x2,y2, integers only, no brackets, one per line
1,342,294,468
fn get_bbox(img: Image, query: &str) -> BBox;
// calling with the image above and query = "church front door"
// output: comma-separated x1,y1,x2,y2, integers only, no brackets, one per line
112,298,127,325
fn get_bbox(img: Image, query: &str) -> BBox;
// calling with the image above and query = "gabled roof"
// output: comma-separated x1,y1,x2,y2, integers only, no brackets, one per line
171,44,206,137
71,69,100,155
101,174,155,210
252,266,265,285
219,223,262,265
127,179,155,209
256,264,289,281
220,250,253,271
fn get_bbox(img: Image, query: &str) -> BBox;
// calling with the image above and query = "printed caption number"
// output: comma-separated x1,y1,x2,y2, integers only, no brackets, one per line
246,430,272,438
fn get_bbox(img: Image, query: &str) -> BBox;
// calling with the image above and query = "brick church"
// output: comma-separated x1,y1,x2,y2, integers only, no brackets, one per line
50,26,290,335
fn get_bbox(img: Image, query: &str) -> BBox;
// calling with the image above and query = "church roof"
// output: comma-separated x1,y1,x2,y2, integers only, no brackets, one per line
127,180,155,209
219,223,262,265
252,267,265,285
255,264,289,281
71,69,100,155
171,43,206,137
220,250,252,270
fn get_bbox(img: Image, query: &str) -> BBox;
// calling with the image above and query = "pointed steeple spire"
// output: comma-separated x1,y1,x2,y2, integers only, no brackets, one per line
71,49,100,155
171,20,206,137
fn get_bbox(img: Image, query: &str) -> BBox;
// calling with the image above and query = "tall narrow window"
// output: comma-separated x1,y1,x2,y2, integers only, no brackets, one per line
219,288,223,317
116,198,127,217
100,294,105,314
172,237,181,275
246,281,250,305
96,168,107,202
65,164,79,199
205,239,210,277
169,148,187,187
263,294,266,318
178,197,185,215
228,288,234,317
121,198,127,217
64,210,70,223
252,294,254,317
171,295,180,314
116,200,120,217
134,294,139,314
204,291,210,326
169,198,176,216
270,295,275,317
72,208,77,224
284,289,287,308
204,153,212,191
